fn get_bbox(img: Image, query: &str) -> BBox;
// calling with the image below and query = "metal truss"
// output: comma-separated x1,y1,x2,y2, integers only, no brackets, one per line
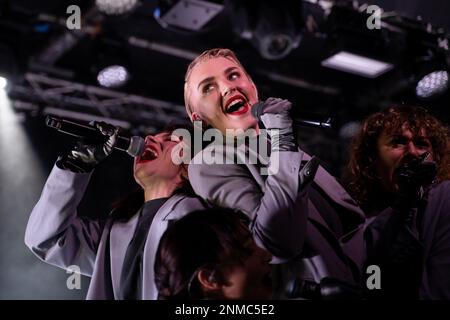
8,74,346,175
8,73,188,134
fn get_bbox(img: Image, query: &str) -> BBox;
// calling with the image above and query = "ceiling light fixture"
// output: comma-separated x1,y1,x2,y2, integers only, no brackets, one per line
321,51,393,78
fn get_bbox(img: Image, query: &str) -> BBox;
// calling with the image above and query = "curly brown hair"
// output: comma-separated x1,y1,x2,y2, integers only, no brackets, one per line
347,105,450,207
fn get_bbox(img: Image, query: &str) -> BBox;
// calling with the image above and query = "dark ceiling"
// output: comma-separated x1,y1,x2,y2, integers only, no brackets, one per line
0,0,449,174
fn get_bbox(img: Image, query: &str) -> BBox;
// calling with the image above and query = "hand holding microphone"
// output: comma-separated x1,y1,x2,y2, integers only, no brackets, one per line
394,152,437,208
55,121,118,173
47,116,145,173
286,277,363,300
251,98,297,152
252,99,320,188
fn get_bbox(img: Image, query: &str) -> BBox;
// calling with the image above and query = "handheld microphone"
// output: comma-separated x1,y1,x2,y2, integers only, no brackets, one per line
251,101,333,129
286,277,363,300
45,116,145,157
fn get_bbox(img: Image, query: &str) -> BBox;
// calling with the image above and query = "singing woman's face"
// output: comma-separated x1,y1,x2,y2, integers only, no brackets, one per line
133,132,186,189
185,57,259,135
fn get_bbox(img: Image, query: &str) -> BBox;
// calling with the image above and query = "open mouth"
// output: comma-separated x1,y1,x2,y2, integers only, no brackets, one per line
139,146,158,162
225,96,249,115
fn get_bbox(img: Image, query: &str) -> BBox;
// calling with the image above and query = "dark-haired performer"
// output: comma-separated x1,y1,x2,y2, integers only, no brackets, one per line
347,105,450,299
155,208,273,300
25,124,205,299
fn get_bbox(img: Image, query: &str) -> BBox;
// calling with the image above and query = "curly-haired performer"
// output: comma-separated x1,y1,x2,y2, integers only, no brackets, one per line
25,124,206,299
347,105,450,299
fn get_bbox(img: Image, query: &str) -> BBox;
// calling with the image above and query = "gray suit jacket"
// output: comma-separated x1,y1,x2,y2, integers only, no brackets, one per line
24,165,205,299
189,141,365,287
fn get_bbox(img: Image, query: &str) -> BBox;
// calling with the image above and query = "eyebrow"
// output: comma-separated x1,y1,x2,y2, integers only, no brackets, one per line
389,134,430,143
197,66,239,90
391,133,429,138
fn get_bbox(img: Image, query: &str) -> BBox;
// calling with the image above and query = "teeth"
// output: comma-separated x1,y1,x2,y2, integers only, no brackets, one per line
229,99,244,107
227,98,245,112
148,149,157,158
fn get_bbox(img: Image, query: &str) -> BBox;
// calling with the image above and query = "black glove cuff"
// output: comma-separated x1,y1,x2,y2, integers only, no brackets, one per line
56,155,95,173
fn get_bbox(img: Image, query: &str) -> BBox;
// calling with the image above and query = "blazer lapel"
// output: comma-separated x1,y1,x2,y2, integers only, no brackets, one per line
301,152,365,219
109,213,140,297
141,194,192,299
86,219,115,299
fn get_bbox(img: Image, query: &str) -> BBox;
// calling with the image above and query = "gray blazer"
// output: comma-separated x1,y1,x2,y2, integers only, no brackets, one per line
24,165,205,299
189,141,365,287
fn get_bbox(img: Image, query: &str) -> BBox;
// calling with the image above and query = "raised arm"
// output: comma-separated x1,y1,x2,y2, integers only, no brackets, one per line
25,165,105,276
189,98,318,262
25,121,119,276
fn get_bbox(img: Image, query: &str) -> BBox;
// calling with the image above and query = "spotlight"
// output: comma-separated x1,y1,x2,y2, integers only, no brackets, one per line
95,0,138,16
339,121,361,140
97,65,129,88
0,76,7,90
154,0,224,32
228,0,302,60
416,70,449,99
255,30,300,61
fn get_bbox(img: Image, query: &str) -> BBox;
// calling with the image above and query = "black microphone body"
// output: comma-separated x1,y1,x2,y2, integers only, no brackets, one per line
46,116,145,157
251,101,333,129
286,277,363,300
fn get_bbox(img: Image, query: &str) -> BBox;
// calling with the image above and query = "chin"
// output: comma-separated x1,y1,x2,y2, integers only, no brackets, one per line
238,118,258,131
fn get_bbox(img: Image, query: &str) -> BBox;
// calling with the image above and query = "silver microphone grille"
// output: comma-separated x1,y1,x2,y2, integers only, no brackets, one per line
127,136,145,157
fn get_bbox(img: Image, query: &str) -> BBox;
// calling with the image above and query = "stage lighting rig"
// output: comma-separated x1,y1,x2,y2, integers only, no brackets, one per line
97,65,130,88
416,70,449,99
153,0,224,32
95,0,139,16
227,0,303,60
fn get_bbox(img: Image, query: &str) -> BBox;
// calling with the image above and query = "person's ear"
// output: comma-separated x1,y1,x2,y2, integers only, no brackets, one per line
197,269,222,292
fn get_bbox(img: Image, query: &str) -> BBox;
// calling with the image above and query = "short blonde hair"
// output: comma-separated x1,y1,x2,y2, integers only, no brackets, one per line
183,48,251,118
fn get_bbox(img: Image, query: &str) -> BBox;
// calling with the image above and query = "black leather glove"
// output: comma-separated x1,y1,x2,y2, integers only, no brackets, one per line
252,97,297,152
56,121,119,173
394,152,437,209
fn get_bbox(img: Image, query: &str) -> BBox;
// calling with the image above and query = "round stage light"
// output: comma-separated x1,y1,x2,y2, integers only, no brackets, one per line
97,65,129,88
95,0,138,16
416,70,449,99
